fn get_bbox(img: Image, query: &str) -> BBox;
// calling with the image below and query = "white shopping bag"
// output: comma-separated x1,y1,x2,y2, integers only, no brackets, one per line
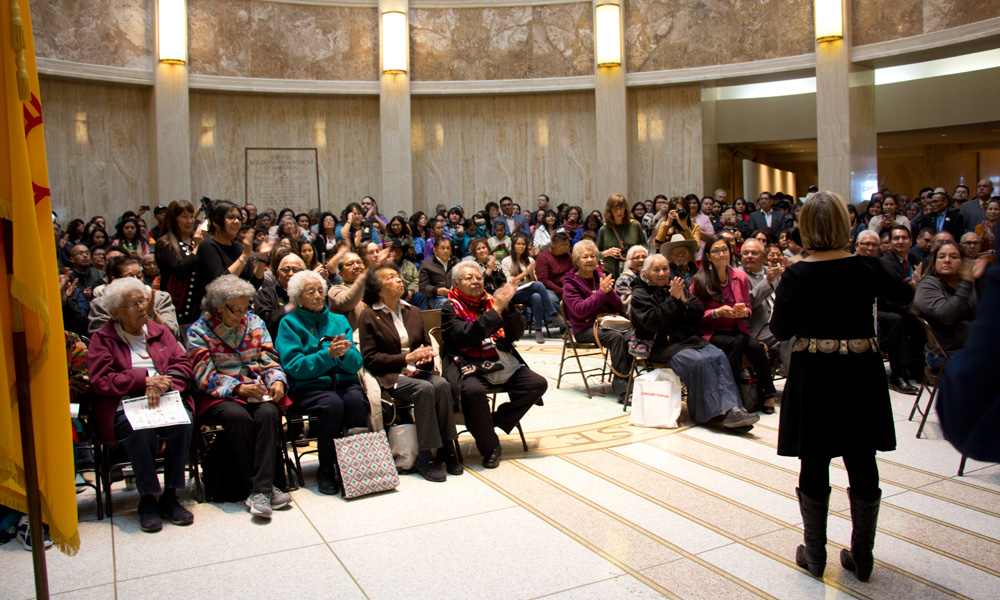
629,369,682,428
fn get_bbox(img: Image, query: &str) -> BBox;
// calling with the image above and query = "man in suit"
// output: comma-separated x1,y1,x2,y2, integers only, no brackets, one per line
878,225,923,394
745,192,789,236
492,196,531,238
915,190,965,240
960,179,994,233
739,238,790,375
418,237,458,309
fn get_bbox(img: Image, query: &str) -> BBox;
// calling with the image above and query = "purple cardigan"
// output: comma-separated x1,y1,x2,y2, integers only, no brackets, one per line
87,320,193,444
562,268,624,334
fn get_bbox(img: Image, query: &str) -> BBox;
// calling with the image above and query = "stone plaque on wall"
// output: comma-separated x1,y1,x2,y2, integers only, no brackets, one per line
245,148,321,213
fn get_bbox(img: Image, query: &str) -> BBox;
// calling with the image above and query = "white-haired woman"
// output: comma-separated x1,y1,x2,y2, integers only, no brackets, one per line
614,244,648,311
187,275,290,520
275,270,369,495
629,254,758,430
88,277,194,533
563,239,630,402
358,265,461,482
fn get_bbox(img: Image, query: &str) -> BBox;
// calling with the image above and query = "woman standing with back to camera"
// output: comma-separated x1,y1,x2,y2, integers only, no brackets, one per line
770,191,913,582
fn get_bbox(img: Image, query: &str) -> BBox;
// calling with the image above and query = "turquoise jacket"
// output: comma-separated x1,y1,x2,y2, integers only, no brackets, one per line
275,306,361,391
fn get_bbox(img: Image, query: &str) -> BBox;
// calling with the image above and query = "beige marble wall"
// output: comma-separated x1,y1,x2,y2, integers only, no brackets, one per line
40,79,153,221
189,92,382,211
625,0,814,73
410,4,594,81
32,0,152,69
627,86,704,199
411,93,597,213
189,0,379,80
852,0,1000,46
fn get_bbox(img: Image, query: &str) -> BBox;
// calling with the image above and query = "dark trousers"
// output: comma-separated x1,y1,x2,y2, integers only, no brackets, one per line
389,374,457,451
709,330,776,397
113,409,193,496
202,400,280,494
575,326,630,380
800,453,879,502
460,366,546,456
290,383,369,470
878,310,925,378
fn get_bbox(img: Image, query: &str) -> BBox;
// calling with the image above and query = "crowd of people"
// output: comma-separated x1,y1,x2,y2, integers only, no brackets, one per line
44,180,998,581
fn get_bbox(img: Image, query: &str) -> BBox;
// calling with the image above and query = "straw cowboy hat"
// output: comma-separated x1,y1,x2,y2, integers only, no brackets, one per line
659,233,699,257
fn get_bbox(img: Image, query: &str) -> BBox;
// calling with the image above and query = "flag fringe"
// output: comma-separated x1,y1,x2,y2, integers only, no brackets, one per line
10,279,51,380
9,0,25,51
0,456,81,555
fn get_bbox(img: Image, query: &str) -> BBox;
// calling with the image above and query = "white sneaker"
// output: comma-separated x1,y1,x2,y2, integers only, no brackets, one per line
270,487,291,510
16,516,53,551
246,493,272,519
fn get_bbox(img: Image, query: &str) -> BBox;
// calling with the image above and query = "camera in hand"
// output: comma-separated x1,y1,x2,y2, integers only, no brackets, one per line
676,209,688,220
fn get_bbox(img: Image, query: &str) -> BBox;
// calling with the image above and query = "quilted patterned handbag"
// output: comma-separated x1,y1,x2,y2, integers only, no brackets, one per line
333,430,400,499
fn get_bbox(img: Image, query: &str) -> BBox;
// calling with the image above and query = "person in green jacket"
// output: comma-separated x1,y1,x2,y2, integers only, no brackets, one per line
275,270,369,495
596,193,647,280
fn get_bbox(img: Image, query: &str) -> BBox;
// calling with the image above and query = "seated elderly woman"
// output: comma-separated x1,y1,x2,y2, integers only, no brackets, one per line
630,255,759,430
914,240,979,369
276,270,369,494
691,234,777,413
563,239,630,402
614,245,648,312
358,265,461,482
87,277,194,533
186,275,290,520
441,262,547,468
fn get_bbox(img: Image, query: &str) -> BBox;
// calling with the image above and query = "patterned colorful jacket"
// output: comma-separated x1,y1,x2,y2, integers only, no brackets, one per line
186,312,288,419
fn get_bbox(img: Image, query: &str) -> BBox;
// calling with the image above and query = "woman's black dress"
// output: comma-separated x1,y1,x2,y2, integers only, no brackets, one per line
770,256,913,459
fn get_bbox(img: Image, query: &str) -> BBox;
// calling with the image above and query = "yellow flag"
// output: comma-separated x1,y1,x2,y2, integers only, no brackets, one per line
0,0,79,555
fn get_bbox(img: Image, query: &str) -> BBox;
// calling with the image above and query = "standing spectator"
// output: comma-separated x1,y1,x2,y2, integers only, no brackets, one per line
867,195,909,236
155,200,203,332
194,201,266,317
110,217,150,257
408,211,429,259
313,212,340,264
914,191,965,240
558,205,583,241
149,205,167,240
361,195,388,224
961,179,995,232
746,192,789,242
67,244,105,305
654,198,702,253
975,198,1000,256
596,193,647,280
443,206,470,257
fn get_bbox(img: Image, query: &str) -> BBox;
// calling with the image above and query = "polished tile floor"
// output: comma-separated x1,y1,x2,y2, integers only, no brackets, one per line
3,340,998,599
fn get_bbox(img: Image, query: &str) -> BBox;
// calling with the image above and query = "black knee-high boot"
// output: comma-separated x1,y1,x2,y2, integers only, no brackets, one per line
840,487,882,582
795,487,830,577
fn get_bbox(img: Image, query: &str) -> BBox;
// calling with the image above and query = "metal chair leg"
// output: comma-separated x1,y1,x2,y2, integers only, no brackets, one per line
556,338,567,389
623,357,638,411
958,455,968,476
516,423,528,452
916,386,937,439
572,345,594,399
909,376,928,421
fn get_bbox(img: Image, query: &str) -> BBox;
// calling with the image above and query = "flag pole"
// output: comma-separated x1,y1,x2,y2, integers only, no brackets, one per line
3,219,49,599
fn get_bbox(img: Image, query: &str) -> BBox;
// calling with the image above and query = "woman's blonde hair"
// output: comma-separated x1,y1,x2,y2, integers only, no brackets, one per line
571,239,599,269
799,191,851,251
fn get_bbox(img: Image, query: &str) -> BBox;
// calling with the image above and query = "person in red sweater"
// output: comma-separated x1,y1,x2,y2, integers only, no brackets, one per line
535,232,573,311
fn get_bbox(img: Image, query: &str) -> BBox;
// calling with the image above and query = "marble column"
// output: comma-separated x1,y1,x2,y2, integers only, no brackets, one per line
379,0,413,217
815,0,876,203
702,87,720,198
593,0,628,205
151,0,191,206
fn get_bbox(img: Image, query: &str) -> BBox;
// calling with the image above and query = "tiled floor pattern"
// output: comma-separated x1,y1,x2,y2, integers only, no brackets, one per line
2,342,998,599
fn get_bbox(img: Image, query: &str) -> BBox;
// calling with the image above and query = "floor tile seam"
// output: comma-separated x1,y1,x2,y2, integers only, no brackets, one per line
673,431,1000,535
110,541,330,584
505,458,791,600
524,574,642,600
465,422,693,459
750,422,1000,496
288,495,372,600
552,453,874,600
29,582,115,600
605,446,1000,588
322,504,518,544
464,466,687,600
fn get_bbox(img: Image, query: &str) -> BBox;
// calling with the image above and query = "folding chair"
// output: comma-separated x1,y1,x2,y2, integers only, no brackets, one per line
909,315,950,439
555,301,608,398
513,303,551,337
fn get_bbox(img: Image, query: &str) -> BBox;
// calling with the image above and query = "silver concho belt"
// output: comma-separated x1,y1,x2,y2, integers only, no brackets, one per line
792,337,879,355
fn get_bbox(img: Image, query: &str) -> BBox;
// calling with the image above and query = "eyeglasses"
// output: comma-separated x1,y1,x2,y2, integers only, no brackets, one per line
278,267,304,274
342,260,363,268
709,248,730,256
459,274,484,283
71,249,90,257
122,301,146,312
857,241,879,248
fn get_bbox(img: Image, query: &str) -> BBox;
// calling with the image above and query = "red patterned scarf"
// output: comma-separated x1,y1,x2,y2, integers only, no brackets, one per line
448,287,505,358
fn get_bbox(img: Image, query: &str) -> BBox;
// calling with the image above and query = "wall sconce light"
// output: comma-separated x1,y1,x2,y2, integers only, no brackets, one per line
595,4,622,67
158,0,187,64
381,11,407,74
814,0,843,42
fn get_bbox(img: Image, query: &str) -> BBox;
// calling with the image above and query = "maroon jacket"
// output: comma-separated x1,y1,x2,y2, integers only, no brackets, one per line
690,266,752,339
535,248,573,297
87,320,193,443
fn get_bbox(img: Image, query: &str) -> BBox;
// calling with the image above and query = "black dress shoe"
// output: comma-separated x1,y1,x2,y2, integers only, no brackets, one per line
415,460,447,482
482,446,502,469
888,378,919,395
761,404,775,414
318,468,338,495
